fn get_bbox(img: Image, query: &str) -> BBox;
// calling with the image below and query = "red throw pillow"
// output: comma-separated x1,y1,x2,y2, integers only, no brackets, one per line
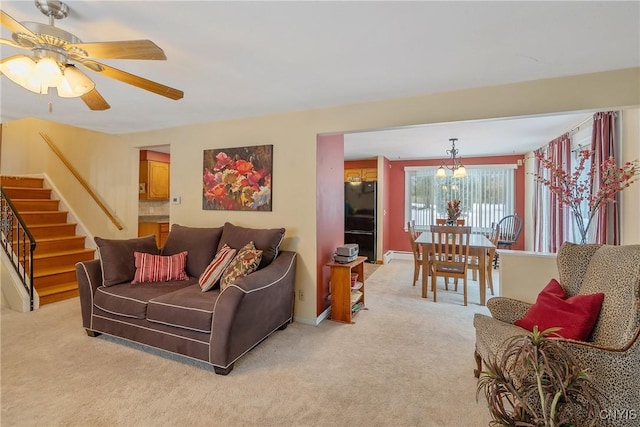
514,279,604,341
132,251,189,283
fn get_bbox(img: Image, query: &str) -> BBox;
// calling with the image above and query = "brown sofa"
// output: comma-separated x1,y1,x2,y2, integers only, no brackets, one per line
75,222,297,375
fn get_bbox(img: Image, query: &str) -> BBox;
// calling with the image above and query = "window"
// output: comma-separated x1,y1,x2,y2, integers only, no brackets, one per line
405,166,516,232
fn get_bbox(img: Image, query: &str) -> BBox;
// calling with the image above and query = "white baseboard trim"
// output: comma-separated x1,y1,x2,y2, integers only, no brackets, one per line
295,306,331,326
386,251,413,261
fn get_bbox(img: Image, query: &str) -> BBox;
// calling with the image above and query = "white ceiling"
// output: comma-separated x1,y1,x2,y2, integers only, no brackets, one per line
1,1,638,160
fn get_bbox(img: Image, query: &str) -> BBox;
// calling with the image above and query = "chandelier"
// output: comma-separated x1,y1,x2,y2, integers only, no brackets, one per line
436,138,467,178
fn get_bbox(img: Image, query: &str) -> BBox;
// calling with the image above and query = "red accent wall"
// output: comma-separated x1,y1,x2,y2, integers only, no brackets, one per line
316,134,346,316
387,155,526,252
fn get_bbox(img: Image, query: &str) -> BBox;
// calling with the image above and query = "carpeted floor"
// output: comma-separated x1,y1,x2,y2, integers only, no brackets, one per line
1,259,494,426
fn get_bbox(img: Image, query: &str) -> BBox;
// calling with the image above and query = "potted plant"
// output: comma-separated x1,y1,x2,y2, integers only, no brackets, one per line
476,326,604,426
446,199,462,225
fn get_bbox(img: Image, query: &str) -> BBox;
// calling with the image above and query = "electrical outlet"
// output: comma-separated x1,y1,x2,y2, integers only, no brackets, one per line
299,289,304,301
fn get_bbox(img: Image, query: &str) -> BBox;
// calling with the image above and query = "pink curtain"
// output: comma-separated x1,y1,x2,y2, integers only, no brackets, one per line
532,147,546,252
590,111,619,244
548,134,573,252
535,134,572,252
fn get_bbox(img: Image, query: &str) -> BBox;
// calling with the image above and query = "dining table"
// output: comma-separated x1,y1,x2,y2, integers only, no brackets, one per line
414,231,495,306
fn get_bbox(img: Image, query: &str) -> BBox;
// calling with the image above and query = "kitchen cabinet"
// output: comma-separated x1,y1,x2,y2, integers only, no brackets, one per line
140,160,170,200
139,222,170,248
344,167,377,182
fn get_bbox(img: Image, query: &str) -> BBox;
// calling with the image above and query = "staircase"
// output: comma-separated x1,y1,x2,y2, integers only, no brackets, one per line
1,176,95,306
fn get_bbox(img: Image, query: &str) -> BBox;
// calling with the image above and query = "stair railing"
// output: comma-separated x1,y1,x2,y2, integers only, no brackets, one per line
0,187,36,311
40,132,123,230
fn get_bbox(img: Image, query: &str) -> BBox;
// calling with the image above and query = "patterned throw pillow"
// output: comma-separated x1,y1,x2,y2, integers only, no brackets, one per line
132,251,189,284
198,244,237,292
220,241,263,291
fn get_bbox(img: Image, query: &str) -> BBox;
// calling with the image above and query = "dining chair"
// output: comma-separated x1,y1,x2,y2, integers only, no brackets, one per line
436,218,447,225
468,222,500,294
407,220,426,286
456,219,465,226
429,225,471,305
493,214,523,268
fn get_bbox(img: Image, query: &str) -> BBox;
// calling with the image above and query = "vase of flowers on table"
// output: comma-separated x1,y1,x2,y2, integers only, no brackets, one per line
446,199,462,226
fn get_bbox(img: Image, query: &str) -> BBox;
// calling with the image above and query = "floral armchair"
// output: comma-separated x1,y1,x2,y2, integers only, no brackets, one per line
473,243,640,426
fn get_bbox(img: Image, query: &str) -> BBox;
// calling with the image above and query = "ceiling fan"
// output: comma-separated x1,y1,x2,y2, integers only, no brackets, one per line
0,0,184,111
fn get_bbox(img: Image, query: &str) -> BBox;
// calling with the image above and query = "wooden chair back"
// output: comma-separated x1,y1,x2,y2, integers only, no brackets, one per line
429,225,472,305
436,218,447,225
430,225,471,269
407,220,424,286
488,222,500,258
407,220,421,258
496,214,523,248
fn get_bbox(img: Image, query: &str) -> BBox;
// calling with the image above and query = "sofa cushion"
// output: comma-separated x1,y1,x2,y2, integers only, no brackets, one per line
514,279,604,341
217,222,284,269
95,235,159,287
199,244,237,292
220,241,262,291
132,251,189,284
162,224,223,278
94,279,196,318
147,285,220,333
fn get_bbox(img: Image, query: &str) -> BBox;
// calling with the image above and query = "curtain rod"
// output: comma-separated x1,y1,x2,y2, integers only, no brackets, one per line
568,115,593,134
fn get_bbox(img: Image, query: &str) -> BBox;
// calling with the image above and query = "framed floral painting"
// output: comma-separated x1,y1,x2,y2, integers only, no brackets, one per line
202,145,273,211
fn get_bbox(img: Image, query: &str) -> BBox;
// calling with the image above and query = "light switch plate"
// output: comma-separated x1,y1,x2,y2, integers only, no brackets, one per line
171,196,181,204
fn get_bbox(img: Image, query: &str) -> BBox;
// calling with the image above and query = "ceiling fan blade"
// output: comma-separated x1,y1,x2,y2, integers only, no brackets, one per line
0,10,38,39
68,40,167,60
0,54,26,64
0,37,28,50
78,59,184,100
81,88,111,111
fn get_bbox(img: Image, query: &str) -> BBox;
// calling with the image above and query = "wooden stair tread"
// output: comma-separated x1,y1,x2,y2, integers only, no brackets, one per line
6,198,57,202
30,235,85,243
37,282,78,296
33,265,78,277
32,248,95,259
19,210,67,214
23,223,77,228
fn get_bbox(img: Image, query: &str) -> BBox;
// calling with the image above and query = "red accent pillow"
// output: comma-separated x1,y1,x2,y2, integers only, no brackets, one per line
514,279,604,341
132,251,189,283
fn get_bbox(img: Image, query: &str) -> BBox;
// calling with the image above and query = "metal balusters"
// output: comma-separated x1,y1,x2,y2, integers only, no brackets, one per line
0,187,36,310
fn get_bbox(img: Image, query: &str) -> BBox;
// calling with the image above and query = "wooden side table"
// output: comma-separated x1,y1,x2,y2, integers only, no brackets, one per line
327,256,367,323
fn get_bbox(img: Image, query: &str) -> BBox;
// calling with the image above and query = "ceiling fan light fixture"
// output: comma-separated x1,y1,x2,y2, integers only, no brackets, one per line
0,56,36,86
33,57,63,87
57,65,95,97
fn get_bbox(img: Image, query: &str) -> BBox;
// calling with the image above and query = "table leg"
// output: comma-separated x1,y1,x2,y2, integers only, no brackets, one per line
478,251,486,306
421,244,428,298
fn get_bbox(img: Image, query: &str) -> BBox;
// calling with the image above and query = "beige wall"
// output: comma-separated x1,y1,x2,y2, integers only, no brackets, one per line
620,108,640,245
2,67,639,323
